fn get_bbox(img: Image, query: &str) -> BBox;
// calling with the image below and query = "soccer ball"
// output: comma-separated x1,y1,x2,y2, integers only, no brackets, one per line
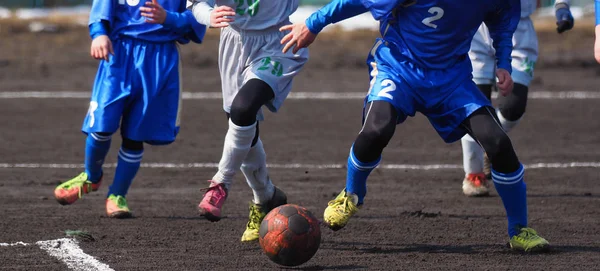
259,204,321,266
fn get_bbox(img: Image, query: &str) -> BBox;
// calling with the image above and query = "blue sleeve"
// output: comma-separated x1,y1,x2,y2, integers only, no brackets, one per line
89,0,114,26
89,21,110,40
596,0,600,25
165,9,206,44
484,0,520,73
305,0,368,34
360,0,405,20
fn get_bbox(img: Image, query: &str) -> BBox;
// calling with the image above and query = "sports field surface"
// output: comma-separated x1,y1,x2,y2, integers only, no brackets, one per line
1,20,599,270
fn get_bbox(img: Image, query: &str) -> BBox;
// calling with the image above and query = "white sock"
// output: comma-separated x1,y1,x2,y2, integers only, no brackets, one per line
496,108,520,133
461,134,484,175
241,138,274,205
212,120,257,189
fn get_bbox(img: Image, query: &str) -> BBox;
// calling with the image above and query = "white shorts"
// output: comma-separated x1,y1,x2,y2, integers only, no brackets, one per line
219,25,309,120
469,17,538,86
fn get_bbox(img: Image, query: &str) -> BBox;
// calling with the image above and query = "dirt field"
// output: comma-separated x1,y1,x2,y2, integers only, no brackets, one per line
0,19,599,270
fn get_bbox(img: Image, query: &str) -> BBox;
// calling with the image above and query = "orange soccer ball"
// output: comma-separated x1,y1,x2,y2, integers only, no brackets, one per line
258,204,321,266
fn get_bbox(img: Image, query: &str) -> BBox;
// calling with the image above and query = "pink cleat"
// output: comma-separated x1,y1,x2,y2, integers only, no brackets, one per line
198,180,228,222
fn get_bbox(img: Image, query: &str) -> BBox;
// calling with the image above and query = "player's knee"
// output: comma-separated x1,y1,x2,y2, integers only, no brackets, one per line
121,137,144,151
230,79,274,126
354,103,396,161
499,83,528,121
479,128,512,162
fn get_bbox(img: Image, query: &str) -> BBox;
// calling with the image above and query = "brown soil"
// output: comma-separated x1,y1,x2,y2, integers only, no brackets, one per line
0,18,599,270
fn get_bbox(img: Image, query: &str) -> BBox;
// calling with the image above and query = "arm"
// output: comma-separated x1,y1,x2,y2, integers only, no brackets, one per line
483,0,520,74
88,0,114,61
89,20,109,40
305,0,368,34
188,0,214,27
188,0,235,28
555,0,574,33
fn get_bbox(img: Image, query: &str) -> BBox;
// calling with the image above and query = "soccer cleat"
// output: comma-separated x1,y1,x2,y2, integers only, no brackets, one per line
198,180,228,222
509,227,550,252
462,173,490,197
54,172,102,205
323,190,360,231
241,186,287,242
483,153,491,180
106,194,132,219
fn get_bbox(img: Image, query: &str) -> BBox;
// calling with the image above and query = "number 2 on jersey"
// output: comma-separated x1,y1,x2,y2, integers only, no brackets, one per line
421,7,444,29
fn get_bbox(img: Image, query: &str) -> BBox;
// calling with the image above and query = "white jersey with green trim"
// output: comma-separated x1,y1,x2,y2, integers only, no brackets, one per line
188,0,299,31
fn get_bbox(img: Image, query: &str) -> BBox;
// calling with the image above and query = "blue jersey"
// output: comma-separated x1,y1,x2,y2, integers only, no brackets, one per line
306,0,519,71
89,0,206,44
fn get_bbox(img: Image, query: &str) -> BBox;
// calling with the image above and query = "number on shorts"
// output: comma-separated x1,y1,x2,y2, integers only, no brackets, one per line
378,80,396,100
87,101,98,128
258,57,283,77
235,0,246,15
421,7,444,29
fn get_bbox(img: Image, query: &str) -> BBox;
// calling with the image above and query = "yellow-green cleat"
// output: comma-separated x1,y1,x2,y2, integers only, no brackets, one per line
323,190,360,231
509,227,550,252
106,194,132,219
241,186,287,242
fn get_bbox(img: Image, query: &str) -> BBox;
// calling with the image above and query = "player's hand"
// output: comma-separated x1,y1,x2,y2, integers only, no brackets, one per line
209,6,236,28
140,0,167,24
280,23,316,54
594,25,600,64
555,4,574,34
496,69,513,96
90,35,114,61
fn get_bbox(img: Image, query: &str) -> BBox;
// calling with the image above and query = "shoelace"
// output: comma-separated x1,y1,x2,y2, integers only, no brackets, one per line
470,174,485,186
330,195,351,214
115,196,127,209
247,205,264,229
515,228,537,241
59,173,92,199
200,181,225,205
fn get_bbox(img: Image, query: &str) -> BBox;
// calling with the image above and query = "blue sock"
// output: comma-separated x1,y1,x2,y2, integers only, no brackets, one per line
108,147,143,197
84,133,112,183
345,146,381,205
492,163,527,238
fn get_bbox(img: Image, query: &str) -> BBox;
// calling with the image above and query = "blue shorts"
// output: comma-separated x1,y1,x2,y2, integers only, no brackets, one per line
366,39,491,143
82,38,182,145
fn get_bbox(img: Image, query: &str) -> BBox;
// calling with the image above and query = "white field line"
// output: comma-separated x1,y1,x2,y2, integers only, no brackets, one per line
0,241,29,247
0,91,599,100
1,238,113,271
0,162,598,170
37,238,114,271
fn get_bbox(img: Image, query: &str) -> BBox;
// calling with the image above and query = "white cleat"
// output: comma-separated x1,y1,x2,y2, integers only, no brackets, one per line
462,173,490,197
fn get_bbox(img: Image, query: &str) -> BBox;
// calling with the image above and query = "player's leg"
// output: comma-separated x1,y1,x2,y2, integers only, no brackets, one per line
462,24,496,196
324,100,398,231
496,16,537,133
323,41,411,231
54,50,128,205
463,107,549,252
199,78,276,222
104,136,144,219
111,40,181,218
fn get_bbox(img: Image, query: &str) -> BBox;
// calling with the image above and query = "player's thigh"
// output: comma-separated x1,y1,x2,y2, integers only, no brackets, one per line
123,42,181,145
365,61,413,124
469,24,496,85
82,48,131,134
424,79,492,143
511,17,538,86
244,33,308,114
219,28,245,115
